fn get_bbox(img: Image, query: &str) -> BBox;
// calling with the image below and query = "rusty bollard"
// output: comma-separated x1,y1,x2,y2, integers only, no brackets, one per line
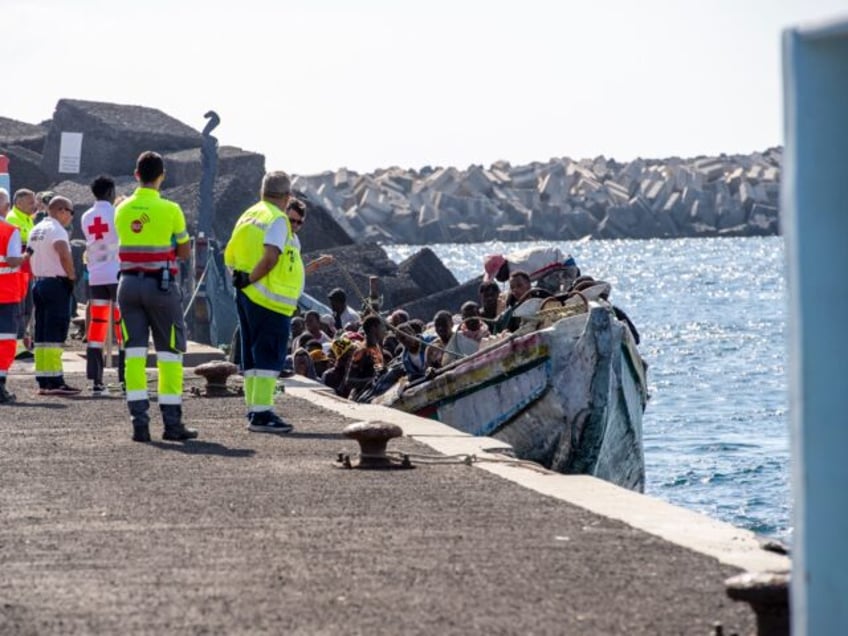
194,361,239,397
342,421,408,469
725,571,789,636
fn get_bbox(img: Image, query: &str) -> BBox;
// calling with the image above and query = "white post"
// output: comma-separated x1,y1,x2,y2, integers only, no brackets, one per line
782,17,848,635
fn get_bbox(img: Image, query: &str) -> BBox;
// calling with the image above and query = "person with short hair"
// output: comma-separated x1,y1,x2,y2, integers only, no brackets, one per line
33,191,54,224
344,314,385,400
225,170,303,434
426,310,453,368
508,270,532,306
397,322,433,381
478,280,501,330
303,309,331,345
116,151,196,442
0,213,24,402
327,287,360,331
81,175,123,395
7,188,37,358
286,198,334,275
27,196,80,396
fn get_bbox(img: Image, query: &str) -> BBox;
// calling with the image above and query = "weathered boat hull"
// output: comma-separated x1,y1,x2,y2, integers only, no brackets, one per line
375,305,647,491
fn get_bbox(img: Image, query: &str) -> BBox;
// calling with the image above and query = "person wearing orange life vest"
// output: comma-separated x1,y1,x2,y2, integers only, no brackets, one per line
225,171,303,433
81,175,124,396
0,217,24,402
115,151,196,443
6,188,37,359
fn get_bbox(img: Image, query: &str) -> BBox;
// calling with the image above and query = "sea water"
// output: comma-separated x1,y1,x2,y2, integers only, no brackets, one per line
383,236,791,541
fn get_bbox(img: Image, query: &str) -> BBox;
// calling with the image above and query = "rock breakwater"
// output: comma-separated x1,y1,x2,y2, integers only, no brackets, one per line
293,150,782,244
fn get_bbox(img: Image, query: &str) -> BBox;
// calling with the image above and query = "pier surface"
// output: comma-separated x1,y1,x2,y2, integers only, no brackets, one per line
0,354,787,634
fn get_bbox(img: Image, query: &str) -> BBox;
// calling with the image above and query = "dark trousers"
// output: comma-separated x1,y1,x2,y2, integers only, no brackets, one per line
236,291,290,373
33,278,72,344
33,277,72,388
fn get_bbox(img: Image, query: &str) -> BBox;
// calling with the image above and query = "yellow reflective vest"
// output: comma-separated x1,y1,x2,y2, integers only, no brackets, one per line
6,206,34,245
224,200,303,316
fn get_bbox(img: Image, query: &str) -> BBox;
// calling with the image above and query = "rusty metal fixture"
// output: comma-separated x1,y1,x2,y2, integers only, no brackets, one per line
193,361,239,397
725,571,789,636
341,421,412,469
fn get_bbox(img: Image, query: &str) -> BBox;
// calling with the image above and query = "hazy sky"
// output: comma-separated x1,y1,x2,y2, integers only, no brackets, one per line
4,0,846,175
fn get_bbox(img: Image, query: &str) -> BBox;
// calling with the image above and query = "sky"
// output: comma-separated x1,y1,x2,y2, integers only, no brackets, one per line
3,0,847,176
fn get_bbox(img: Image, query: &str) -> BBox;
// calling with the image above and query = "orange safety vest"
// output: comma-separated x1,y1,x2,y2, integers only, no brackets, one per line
0,221,23,304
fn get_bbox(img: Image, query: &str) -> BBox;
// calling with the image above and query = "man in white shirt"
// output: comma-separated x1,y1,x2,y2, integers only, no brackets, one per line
81,176,123,395
27,195,80,396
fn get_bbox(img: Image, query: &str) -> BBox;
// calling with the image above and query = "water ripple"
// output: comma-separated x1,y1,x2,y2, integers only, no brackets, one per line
384,236,791,542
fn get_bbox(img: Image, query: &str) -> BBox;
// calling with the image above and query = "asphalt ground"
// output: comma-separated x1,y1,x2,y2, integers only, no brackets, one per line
0,363,757,635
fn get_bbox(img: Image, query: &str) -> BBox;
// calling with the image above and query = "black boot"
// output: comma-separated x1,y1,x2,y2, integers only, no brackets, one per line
161,404,198,441
129,399,151,442
0,378,15,404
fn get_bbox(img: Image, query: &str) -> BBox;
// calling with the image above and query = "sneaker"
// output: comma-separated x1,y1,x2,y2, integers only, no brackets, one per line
247,412,294,434
42,384,82,396
91,383,106,396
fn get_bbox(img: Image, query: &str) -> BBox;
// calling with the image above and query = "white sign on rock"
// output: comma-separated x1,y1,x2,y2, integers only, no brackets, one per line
58,132,84,174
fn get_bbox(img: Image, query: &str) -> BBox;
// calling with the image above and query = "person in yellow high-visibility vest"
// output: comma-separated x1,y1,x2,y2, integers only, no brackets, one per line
115,151,196,443
224,171,304,433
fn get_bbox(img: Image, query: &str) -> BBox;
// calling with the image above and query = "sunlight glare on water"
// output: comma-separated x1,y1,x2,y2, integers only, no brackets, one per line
384,236,791,540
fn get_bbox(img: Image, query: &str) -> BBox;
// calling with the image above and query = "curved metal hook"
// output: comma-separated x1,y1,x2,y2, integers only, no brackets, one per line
202,110,220,136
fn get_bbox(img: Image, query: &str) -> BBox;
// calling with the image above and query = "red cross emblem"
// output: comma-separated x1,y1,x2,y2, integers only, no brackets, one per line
87,216,110,241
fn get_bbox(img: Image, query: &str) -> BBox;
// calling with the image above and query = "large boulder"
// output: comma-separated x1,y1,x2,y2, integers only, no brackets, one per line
0,116,47,153
397,248,458,297
40,99,202,181
303,242,422,311
0,145,51,193
295,191,356,253
162,145,265,190
163,173,256,241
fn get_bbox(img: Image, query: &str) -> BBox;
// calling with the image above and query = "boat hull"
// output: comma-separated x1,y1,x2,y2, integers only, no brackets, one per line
375,306,647,491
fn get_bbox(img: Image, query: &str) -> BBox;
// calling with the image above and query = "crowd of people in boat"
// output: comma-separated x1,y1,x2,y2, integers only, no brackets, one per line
282,246,623,402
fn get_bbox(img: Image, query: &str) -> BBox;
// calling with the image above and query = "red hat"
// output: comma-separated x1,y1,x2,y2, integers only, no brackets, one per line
483,254,507,282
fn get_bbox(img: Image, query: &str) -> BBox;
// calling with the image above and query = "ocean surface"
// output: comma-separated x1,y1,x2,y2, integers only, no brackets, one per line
383,236,791,542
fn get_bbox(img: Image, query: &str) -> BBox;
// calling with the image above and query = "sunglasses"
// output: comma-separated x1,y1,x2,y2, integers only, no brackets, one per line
57,206,74,214
290,216,304,226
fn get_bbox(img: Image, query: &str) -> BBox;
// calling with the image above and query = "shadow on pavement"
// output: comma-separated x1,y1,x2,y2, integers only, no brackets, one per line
147,440,256,458
285,432,345,441
10,402,69,410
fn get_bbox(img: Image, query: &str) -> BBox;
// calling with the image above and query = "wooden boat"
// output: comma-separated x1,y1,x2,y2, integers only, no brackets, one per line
373,294,648,491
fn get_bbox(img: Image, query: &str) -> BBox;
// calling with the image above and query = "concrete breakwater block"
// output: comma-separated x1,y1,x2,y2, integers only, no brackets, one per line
0,116,48,153
40,99,202,181
163,145,265,190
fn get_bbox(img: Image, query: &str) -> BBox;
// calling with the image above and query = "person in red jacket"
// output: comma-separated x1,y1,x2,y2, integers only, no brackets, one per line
0,218,25,402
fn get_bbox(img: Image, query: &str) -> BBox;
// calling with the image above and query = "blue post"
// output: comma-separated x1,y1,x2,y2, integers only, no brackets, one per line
782,17,848,635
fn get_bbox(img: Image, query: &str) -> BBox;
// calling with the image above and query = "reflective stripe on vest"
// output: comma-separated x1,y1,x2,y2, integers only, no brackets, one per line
115,188,189,274
0,222,22,303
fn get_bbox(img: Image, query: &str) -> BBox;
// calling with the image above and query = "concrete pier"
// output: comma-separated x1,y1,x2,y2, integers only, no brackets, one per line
0,355,787,634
